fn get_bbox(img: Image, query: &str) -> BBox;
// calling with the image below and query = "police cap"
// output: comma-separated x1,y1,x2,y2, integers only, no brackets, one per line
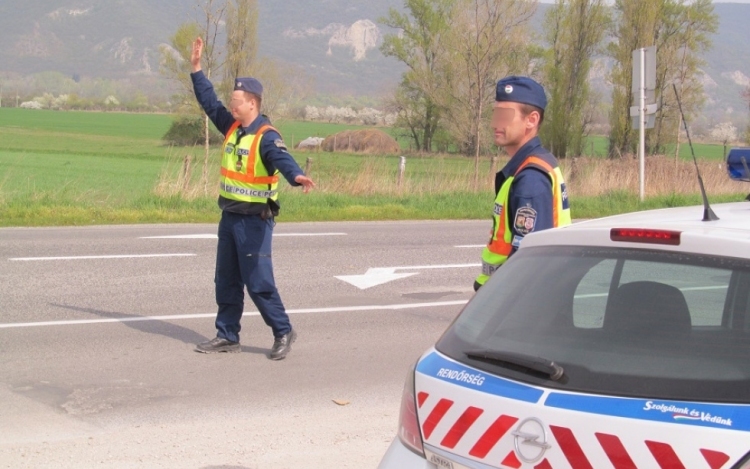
234,77,263,97
495,76,547,110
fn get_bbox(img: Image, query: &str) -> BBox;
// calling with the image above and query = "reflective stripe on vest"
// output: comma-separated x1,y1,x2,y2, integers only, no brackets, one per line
479,155,571,282
219,122,280,203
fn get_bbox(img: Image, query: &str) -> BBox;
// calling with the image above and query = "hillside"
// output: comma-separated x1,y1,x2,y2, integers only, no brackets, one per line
0,1,748,116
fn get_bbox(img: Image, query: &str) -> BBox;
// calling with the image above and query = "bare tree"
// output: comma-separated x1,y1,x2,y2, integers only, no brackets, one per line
197,0,227,193
221,0,259,99
436,0,536,188
221,0,309,122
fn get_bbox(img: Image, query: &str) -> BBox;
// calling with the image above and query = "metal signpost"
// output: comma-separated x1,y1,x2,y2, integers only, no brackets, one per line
630,46,657,201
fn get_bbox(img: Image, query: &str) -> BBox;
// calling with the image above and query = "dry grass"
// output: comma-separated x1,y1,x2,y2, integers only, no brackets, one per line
154,152,215,200
564,155,738,197
154,148,743,201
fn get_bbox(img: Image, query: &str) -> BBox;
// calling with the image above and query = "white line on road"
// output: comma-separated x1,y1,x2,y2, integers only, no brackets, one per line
0,300,468,329
9,254,197,261
140,233,347,239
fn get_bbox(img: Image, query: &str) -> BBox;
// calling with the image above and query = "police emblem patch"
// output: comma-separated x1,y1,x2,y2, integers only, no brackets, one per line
274,139,288,151
514,206,537,235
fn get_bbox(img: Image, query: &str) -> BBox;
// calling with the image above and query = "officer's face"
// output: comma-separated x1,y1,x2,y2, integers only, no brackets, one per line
492,102,539,150
229,91,257,120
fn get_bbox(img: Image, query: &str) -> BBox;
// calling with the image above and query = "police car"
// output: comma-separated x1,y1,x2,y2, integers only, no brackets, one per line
379,148,750,469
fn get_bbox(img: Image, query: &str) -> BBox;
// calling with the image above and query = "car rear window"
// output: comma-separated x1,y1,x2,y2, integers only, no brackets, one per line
436,246,750,403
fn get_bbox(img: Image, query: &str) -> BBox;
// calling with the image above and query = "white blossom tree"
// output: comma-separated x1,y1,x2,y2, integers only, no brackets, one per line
710,121,738,158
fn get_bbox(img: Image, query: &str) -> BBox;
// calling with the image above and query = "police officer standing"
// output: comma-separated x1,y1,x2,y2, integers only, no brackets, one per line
190,37,314,359
475,76,571,291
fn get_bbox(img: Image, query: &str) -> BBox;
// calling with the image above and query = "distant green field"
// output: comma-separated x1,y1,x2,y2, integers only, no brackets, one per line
582,135,728,160
0,108,490,226
0,108,742,227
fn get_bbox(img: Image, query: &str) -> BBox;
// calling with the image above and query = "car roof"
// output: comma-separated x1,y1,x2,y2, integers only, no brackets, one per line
522,201,750,258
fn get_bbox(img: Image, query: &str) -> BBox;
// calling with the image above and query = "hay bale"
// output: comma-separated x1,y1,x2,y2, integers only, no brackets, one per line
321,129,400,154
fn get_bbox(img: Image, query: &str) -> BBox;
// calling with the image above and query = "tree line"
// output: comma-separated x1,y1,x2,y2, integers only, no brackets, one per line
159,0,750,172
379,0,721,165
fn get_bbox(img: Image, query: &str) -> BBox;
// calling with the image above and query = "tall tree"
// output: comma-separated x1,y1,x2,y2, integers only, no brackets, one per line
606,0,661,158
384,78,441,152
221,0,259,100
223,0,308,120
197,0,227,193
380,0,453,152
652,0,716,156
542,0,609,158
436,0,536,187
606,0,716,158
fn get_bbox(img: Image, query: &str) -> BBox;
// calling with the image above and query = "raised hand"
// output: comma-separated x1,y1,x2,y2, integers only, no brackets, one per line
190,37,204,72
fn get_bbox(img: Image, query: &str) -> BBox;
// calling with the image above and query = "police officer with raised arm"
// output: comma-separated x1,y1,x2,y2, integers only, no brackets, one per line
190,37,315,359
475,76,571,291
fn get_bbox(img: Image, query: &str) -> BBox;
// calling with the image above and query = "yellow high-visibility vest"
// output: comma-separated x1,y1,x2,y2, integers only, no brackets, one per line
476,155,571,287
219,121,280,204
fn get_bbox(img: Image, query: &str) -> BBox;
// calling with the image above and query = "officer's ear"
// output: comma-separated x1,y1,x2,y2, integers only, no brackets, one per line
523,107,541,130
246,92,261,110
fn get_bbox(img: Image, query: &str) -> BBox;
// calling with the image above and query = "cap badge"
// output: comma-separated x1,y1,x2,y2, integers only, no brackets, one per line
236,82,242,88
505,85,513,94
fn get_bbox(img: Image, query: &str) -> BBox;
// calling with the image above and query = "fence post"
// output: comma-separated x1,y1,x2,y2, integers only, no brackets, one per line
305,157,313,175
182,154,192,192
398,156,406,188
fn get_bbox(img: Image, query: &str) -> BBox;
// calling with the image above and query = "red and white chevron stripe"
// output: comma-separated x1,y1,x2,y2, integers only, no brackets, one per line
417,392,733,469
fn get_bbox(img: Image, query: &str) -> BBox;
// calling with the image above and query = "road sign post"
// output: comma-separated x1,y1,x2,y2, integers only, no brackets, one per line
631,46,657,202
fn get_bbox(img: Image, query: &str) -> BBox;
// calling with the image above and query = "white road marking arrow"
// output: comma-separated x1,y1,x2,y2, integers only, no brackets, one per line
336,263,480,290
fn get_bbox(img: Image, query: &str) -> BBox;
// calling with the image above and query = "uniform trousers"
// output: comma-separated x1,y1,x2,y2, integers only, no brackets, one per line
214,210,291,343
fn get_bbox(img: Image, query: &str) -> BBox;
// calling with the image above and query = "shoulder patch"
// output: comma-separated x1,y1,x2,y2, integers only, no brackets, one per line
274,139,288,151
514,206,537,235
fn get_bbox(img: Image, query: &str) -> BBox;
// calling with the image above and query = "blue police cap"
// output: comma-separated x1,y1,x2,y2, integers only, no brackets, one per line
496,76,547,110
234,77,263,97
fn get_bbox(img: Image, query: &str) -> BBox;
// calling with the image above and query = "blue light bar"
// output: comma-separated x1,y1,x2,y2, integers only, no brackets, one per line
727,148,750,182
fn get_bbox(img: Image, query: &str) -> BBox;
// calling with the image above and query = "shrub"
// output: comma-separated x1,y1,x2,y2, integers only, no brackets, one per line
163,115,224,146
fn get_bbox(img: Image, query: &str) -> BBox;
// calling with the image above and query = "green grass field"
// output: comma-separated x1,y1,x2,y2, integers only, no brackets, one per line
0,107,744,227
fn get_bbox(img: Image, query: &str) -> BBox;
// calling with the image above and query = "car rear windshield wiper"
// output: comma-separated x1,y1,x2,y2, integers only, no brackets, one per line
465,350,565,381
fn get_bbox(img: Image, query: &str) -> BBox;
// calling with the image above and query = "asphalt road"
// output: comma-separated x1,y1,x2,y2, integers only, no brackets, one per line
0,220,489,469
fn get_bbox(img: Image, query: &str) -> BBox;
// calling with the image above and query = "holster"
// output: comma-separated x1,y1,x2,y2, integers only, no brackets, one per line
260,199,280,220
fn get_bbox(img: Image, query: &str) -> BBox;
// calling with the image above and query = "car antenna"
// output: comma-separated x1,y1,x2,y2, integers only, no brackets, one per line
672,84,719,221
